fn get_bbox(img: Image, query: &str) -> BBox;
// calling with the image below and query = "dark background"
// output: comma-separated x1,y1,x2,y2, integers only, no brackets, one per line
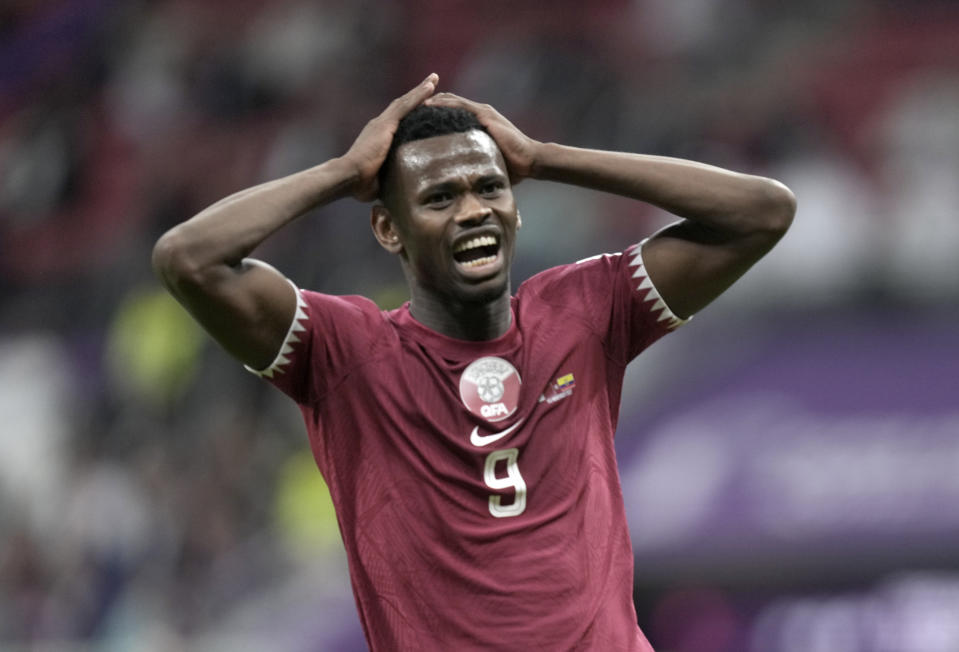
2,1,958,650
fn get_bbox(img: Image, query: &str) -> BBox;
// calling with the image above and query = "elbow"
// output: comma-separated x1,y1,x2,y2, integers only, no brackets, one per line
756,177,796,238
152,227,201,291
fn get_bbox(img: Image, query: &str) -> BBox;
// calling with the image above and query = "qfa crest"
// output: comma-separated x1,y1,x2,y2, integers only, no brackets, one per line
459,356,521,422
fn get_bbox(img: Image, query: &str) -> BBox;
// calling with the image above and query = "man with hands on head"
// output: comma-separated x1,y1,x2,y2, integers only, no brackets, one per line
154,73,795,651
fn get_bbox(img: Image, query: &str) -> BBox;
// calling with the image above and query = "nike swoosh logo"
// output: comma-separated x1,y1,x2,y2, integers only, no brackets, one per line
470,418,525,447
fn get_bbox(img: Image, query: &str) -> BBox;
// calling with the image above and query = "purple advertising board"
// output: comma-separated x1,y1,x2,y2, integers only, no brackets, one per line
618,310,959,572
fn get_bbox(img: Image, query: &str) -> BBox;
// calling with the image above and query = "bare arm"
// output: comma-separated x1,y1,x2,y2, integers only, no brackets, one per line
153,74,439,369
530,146,796,318
426,93,796,318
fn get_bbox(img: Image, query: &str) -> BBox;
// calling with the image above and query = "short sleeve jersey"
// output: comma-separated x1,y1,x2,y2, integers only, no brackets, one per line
251,242,686,651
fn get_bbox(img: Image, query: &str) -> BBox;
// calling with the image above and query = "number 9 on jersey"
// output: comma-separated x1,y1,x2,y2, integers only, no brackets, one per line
483,448,527,518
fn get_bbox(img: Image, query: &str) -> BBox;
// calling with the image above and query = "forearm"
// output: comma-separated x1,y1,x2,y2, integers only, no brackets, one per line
153,156,358,283
530,143,795,235
148,77,439,369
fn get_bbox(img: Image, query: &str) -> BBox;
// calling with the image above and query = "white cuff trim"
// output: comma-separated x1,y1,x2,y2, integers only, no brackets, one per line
245,279,309,378
628,239,690,330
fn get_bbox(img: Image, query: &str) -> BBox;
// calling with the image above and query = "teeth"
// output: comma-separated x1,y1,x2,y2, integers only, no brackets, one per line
454,235,497,253
460,255,498,268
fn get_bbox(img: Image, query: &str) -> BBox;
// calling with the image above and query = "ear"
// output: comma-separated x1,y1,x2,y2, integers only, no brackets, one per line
371,203,403,254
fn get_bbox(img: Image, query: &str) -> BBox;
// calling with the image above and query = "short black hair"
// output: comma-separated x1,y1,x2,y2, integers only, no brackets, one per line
378,105,488,198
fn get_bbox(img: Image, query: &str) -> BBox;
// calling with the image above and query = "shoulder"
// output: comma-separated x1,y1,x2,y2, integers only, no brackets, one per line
298,290,390,328
513,249,632,340
295,290,396,354
300,290,382,313
518,248,632,303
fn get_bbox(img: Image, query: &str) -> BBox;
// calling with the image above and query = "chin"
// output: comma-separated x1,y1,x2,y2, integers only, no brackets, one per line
453,275,510,305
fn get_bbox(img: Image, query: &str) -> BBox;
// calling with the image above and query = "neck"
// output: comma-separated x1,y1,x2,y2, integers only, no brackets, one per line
408,287,512,341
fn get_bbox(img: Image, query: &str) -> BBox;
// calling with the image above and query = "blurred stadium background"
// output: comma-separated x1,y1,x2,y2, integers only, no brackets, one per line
2,1,958,650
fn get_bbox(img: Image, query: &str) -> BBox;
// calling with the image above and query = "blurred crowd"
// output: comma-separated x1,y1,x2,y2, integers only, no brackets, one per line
1,0,958,650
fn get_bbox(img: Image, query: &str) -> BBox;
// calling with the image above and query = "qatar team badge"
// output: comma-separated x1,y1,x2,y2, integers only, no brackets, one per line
459,356,522,422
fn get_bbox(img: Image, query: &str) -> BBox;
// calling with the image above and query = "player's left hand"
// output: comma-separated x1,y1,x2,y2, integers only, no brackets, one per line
425,93,542,184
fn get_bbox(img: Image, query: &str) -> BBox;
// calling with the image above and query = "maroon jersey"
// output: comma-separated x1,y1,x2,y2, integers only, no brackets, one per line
250,242,685,651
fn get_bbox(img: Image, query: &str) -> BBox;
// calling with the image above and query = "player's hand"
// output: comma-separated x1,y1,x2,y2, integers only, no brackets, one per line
343,73,439,202
424,92,542,184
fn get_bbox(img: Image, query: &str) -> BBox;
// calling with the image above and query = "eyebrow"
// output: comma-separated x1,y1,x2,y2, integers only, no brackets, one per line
474,172,507,185
417,173,508,198
416,180,460,200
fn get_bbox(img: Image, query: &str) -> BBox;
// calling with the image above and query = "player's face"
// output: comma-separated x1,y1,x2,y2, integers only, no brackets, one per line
388,130,519,304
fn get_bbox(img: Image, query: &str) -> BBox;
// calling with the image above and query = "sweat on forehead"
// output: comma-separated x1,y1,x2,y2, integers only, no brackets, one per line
381,131,505,208
398,131,501,175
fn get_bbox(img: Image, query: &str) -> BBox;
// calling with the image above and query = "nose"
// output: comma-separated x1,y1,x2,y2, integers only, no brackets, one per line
454,192,492,226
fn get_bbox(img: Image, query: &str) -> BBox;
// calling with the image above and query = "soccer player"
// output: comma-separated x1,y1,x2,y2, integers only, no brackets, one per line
153,73,795,650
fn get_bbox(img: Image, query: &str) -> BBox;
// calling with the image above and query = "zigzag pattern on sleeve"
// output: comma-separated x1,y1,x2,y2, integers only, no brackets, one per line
627,241,688,330
245,280,309,378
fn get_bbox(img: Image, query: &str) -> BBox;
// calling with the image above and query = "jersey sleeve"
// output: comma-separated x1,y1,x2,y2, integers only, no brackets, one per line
526,239,689,365
611,238,689,361
244,280,388,405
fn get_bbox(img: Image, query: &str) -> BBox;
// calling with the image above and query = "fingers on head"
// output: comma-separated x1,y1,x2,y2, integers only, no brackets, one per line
390,77,438,114
424,93,460,108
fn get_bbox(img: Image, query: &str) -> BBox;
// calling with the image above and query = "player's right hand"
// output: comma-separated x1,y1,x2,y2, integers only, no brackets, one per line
342,73,439,202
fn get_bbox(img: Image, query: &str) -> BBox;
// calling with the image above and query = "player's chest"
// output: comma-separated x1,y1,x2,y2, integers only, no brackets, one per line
356,332,607,448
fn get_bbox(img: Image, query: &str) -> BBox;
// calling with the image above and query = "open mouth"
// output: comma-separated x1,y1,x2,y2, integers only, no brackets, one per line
453,235,501,269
